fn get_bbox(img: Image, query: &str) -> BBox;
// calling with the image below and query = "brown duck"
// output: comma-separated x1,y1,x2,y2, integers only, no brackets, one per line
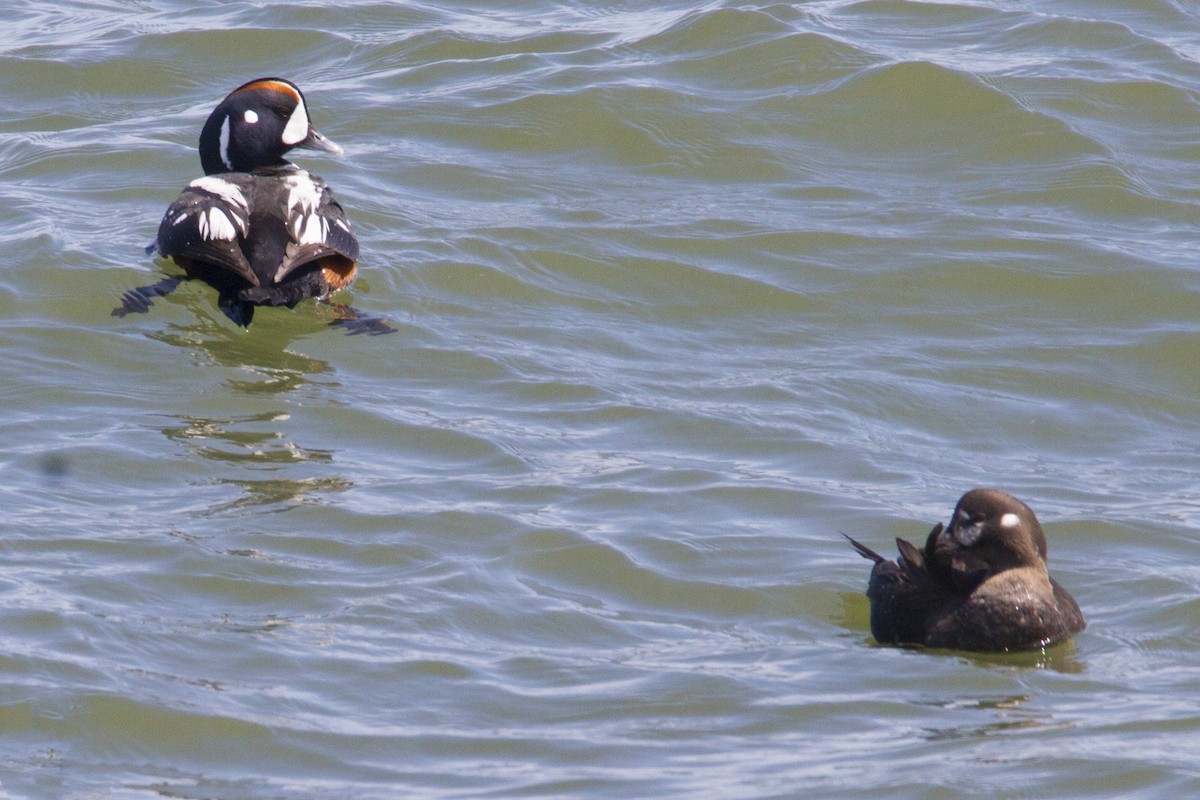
845,488,1085,652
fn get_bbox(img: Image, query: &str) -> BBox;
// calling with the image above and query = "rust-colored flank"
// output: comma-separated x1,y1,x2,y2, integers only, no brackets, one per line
320,256,357,290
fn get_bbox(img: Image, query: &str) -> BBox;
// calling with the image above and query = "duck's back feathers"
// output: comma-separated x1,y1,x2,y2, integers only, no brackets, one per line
153,168,358,313
155,175,257,289
846,529,950,647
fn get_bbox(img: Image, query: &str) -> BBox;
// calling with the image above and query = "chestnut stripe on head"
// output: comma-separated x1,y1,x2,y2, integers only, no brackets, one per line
233,79,301,103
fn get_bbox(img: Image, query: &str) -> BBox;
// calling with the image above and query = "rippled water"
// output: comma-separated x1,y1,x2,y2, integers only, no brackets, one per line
3,1,1200,797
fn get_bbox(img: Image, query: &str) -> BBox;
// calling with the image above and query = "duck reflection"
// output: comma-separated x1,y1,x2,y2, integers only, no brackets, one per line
150,302,359,512
922,693,1077,741
149,322,334,382
161,411,351,512
163,413,334,464
209,476,352,514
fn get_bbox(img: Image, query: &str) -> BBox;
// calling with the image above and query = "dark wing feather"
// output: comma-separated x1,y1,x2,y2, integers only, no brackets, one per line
923,522,945,558
845,533,938,646
843,533,886,564
273,177,359,285
155,181,257,287
895,537,928,582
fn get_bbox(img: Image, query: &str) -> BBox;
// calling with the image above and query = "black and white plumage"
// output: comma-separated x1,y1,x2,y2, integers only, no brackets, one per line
845,488,1086,652
117,77,384,330
155,167,358,318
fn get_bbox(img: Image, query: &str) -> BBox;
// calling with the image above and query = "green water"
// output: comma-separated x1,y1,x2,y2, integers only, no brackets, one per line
2,1,1199,797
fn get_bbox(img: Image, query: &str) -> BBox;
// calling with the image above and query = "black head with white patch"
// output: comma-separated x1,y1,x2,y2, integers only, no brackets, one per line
198,77,343,175
936,488,1048,574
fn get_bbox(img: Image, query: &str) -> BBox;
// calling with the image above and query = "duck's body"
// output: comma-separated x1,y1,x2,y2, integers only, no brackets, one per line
118,77,370,328
845,488,1085,652
156,165,357,323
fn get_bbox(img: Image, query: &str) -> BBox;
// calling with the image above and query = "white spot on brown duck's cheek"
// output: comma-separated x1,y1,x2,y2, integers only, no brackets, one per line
244,109,259,124
1000,512,1020,529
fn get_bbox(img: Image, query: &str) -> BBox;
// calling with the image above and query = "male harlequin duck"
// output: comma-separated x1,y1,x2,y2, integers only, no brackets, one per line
844,488,1085,652
115,77,386,331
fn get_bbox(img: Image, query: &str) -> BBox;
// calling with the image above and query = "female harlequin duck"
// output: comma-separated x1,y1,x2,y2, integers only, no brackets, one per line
116,78,371,328
844,488,1085,652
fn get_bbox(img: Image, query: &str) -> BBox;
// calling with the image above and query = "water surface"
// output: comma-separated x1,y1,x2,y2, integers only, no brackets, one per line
2,1,1199,797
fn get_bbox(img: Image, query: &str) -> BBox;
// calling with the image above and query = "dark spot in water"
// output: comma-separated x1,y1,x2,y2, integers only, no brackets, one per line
40,453,69,479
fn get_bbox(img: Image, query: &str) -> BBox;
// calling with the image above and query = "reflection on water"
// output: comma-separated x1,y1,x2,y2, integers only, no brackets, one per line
961,641,1086,674
149,329,335,389
152,292,350,507
162,413,331,464
922,694,1077,741
933,694,1032,711
7,0,1200,796
161,413,349,512
209,476,353,514
146,292,352,509
924,714,1063,742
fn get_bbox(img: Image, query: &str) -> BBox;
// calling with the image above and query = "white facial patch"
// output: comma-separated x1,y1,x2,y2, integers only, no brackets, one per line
281,97,310,146
244,109,259,124
999,512,1020,529
218,116,233,170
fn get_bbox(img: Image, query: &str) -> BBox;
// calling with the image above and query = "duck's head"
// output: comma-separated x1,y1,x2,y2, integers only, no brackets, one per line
198,77,343,175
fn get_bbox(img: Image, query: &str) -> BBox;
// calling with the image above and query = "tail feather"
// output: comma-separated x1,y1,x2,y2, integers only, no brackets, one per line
842,533,886,564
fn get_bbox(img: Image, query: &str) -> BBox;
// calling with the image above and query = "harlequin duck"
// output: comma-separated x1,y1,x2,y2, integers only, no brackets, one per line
844,488,1085,652
116,78,380,329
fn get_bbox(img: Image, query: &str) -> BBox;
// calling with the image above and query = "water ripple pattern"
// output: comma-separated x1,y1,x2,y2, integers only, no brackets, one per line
2,1,1199,798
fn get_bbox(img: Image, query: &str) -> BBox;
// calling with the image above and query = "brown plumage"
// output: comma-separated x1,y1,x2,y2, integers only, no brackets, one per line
845,488,1085,652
